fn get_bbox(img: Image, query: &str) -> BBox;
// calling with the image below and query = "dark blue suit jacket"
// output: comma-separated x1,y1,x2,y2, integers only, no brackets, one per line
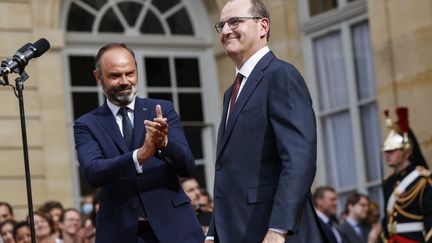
74,97,204,243
208,52,326,242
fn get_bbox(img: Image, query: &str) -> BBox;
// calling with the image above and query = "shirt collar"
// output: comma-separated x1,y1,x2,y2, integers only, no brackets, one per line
346,217,359,228
236,46,270,78
315,209,330,223
106,98,135,117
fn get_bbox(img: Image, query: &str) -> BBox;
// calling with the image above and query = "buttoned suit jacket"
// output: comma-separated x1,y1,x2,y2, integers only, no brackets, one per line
74,97,204,243
208,51,327,243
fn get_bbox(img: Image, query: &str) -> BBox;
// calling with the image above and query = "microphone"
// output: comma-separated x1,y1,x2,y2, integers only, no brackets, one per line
0,38,50,78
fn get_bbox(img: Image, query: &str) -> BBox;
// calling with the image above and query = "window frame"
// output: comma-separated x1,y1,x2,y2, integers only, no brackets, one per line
300,0,382,200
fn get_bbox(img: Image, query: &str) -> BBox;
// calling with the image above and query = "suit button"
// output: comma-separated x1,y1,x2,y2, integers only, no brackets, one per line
215,162,222,170
132,203,138,209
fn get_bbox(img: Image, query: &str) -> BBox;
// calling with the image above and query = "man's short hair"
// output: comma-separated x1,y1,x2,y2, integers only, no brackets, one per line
59,208,81,223
249,0,270,40
94,43,136,73
312,186,336,205
344,193,369,212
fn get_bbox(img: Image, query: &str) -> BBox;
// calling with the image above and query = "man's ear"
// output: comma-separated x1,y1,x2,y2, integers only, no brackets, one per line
93,69,101,85
259,18,270,39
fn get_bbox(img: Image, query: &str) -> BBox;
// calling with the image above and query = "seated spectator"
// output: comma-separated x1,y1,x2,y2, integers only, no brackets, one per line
79,195,94,218
0,202,14,224
33,211,61,243
38,201,64,237
74,191,98,243
59,208,81,243
337,193,371,243
199,189,213,212
179,177,212,234
313,186,343,243
13,221,31,243
1,219,17,243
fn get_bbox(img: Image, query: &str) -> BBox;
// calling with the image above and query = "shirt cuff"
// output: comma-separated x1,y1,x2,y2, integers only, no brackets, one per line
132,149,143,173
205,236,214,241
269,228,288,235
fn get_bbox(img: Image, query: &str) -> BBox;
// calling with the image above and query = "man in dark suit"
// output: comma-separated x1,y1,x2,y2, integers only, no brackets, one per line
313,187,343,243
206,0,326,242
74,43,204,243
337,193,370,243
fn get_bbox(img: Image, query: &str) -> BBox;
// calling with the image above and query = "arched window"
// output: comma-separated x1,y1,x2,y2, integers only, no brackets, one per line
62,0,220,200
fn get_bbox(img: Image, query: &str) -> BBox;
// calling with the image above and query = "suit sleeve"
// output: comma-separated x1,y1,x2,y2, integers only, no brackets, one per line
156,101,195,177
267,63,317,232
74,120,137,187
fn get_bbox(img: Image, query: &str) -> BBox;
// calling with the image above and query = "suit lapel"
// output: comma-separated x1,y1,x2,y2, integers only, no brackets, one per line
216,51,275,159
96,102,130,153
132,98,151,148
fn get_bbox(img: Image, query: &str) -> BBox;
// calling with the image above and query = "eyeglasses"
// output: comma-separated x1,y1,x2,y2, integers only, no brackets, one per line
214,16,262,33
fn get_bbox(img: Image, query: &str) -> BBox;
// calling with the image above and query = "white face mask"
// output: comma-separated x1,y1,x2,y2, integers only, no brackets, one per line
81,203,93,215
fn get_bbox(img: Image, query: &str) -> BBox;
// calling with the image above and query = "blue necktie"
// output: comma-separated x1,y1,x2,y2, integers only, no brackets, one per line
119,107,133,149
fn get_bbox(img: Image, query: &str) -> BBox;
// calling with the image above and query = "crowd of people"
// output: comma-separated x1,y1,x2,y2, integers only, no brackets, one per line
0,194,98,243
0,177,215,243
313,186,382,243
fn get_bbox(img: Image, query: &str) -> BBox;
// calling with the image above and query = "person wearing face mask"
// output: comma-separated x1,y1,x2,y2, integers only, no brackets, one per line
80,195,94,217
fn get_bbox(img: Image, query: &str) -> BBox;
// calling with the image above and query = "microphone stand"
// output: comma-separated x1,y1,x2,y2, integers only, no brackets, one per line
1,70,37,243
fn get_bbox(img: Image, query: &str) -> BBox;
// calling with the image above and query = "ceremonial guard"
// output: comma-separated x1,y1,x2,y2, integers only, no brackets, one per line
381,107,432,243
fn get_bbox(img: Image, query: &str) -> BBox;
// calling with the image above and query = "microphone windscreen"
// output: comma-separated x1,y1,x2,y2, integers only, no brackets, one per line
32,38,50,57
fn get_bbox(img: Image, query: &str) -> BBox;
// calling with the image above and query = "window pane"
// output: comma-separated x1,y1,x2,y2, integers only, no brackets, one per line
352,22,376,100
118,2,143,27
140,10,164,34
81,0,106,11
144,57,171,87
69,56,95,87
313,32,349,110
72,92,99,119
323,112,357,189
147,93,173,102
67,2,95,32
167,8,194,35
309,0,338,17
152,0,180,13
360,103,382,182
184,126,203,159
175,58,201,87
368,185,384,212
99,8,124,33
178,93,203,121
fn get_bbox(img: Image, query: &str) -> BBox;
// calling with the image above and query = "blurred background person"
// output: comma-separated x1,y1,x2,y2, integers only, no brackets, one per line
74,191,98,243
180,177,212,234
38,201,64,238
0,219,17,243
313,186,343,243
0,202,14,224
337,193,370,243
59,209,81,243
366,201,381,243
33,211,61,243
13,222,31,243
79,195,93,218
199,189,213,212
